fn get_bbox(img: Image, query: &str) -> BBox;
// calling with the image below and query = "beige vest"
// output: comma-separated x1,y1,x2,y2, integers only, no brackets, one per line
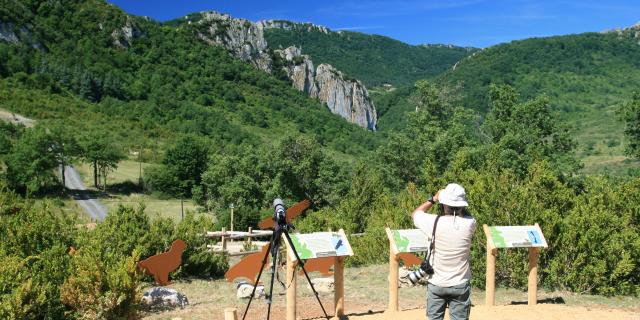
414,211,476,287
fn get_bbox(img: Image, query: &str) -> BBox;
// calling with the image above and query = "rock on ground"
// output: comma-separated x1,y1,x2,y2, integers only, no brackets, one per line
237,282,265,299
141,287,189,310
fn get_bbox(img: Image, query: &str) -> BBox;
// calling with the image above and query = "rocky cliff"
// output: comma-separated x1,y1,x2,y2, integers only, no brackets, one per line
192,12,377,130
195,12,272,72
258,20,329,34
278,47,377,130
0,22,40,48
110,20,142,49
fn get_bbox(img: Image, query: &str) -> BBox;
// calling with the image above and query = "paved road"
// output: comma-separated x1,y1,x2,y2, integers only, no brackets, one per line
1,108,108,221
64,165,108,221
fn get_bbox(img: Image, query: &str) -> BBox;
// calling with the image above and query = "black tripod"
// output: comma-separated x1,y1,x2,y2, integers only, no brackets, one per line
242,222,330,320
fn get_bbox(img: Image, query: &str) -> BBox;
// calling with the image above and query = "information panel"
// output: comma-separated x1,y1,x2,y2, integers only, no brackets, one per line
488,225,547,248
288,229,353,260
387,229,430,254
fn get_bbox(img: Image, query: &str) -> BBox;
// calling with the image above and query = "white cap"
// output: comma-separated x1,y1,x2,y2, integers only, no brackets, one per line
439,183,468,207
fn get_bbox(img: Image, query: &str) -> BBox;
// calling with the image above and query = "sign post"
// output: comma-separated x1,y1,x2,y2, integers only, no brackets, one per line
287,229,354,320
385,228,430,314
285,239,298,320
483,223,547,306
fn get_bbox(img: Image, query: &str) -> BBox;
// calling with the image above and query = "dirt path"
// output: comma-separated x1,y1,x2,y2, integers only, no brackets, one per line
0,108,35,127
358,305,640,320
141,264,639,320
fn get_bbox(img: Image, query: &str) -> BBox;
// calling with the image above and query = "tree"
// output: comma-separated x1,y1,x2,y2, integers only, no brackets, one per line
80,131,124,190
48,124,81,192
377,80,476,188
4,127,58,195
482,84,579,176
162,135,209,197
622,92,640,159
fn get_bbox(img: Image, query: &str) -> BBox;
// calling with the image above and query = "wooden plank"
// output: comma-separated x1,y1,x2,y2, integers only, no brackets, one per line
334,256,345,319
224,308,237,320
484,224,496,306
385,227,400,256
387,239,399,314
205,230,272,238
286,239,298,320
483,224,496,252
528,247,539,305
221,227,227,251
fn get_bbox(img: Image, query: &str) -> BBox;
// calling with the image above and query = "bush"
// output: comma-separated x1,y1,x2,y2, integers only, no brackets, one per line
60,247,140,320
174,212,228,278
0,187,77,319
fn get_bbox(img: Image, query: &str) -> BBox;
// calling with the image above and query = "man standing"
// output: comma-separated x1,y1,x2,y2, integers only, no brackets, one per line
412,183,476,320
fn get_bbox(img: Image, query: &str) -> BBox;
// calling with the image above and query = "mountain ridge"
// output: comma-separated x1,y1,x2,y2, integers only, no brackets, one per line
172,11,378,130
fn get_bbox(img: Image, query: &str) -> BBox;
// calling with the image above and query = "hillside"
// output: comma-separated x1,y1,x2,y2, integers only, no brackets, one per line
372,30,640,173
439,29,640,174
262,20,477,87
0,0,380,158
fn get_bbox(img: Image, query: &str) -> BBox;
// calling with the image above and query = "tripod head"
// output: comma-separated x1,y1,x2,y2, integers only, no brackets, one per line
259,199,310,230
272,198,288,227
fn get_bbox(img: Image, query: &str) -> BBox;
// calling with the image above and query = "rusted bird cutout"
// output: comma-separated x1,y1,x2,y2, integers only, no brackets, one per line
398,252,422,267
138,239,187,286
299,256,334,276
225,243,270,283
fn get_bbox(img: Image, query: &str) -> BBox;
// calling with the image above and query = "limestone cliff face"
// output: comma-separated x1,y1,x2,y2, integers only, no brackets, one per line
278,47,377,130
196,12,272,72
192,12,377,130
257,20,329,34
0,22,20,43
0,22,40,48
110,20,142,49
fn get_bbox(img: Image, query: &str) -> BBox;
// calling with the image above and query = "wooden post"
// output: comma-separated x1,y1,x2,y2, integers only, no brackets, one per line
334,256,345,319
384,227,400,314
388,245,399,313
221,227,227,252
286,240,297,320
224,307,238,320
483,224,496,306
528,247,539,305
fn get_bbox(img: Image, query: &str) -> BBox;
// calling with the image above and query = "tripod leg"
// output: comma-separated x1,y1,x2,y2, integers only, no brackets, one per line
241,233,274,320
266,229,282,320
282,230,330,320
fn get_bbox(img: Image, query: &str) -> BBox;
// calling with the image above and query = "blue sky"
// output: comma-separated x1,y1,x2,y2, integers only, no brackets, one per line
107,0,640,48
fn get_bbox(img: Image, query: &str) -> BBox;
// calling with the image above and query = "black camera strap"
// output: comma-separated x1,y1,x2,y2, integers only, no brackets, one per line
425,215,441,267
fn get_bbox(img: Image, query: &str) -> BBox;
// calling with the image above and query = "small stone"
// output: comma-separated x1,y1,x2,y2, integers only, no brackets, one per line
141,287,188,310
236,282,265,299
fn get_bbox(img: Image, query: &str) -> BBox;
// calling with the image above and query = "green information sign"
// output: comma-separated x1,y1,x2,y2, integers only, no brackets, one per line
489,225,547,248
287,229,353,260
388,229,430,253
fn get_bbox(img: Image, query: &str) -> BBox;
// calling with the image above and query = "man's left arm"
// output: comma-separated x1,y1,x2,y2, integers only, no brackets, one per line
411,190,441,219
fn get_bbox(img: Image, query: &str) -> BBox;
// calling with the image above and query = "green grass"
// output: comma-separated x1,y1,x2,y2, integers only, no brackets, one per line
569,103,640,175
76,159,149,186
74,159,200,222
101,193,199,222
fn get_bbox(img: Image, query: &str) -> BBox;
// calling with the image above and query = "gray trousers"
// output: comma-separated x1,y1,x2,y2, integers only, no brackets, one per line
427,281,471,320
